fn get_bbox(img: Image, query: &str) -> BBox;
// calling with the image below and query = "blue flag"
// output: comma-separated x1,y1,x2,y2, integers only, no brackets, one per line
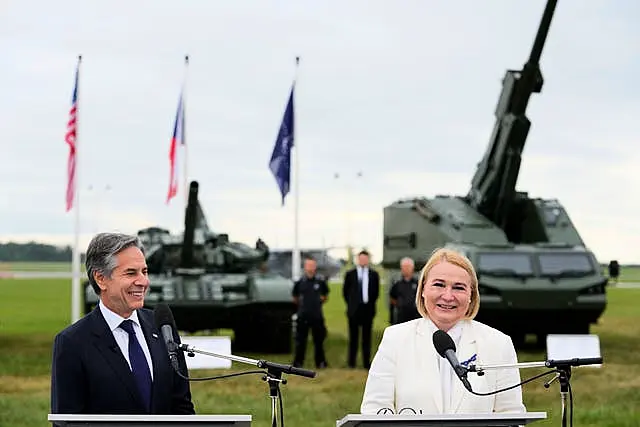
269,85,295,205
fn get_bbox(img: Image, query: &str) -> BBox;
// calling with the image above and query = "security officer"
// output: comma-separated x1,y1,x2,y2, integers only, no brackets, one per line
292,257,329,368
608,260,620,284
389,257,420,324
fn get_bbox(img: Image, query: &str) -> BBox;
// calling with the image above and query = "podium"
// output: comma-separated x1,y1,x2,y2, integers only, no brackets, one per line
47,414,251,427
336,412,547,427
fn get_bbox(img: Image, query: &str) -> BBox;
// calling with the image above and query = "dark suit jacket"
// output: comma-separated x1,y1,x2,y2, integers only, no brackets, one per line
342,267,380,318
51,306,195,415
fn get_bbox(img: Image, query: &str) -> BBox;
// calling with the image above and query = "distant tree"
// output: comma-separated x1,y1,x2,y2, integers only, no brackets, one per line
0,242,72,262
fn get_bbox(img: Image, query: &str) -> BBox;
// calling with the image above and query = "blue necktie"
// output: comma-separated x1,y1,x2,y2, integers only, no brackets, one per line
119,319,152,411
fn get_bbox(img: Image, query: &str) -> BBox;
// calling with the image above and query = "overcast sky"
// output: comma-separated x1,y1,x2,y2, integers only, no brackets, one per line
1,0,638,264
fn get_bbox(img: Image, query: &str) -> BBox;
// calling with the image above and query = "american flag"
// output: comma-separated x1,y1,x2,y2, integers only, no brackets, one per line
65,60,80,212
166,91,184,204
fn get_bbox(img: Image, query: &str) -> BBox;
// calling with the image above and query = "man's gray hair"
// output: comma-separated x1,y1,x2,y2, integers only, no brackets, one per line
86,232,145,294
400,257,415,267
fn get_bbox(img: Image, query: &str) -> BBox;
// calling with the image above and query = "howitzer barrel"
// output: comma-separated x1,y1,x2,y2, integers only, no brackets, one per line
528,0,558,65
466,0,559,233
180,181,199,268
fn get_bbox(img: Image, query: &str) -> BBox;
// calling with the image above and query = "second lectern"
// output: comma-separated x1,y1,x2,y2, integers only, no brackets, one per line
336,412,547,427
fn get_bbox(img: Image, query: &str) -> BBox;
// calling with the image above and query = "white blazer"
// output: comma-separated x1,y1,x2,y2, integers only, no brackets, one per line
360,318,526,415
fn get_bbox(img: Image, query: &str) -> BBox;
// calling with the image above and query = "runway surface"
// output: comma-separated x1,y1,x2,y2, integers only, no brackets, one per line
1,271,639,289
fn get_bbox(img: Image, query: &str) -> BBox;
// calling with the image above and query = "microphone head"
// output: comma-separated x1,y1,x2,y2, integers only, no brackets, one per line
153,303,176,329
433,329,456,357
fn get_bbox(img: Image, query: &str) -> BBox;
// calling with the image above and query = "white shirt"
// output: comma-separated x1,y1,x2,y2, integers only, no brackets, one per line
99,301,154,379
358,266,369,303
438,321,464,413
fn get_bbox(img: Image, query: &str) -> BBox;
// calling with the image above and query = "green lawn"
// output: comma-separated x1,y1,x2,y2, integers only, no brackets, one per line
0,279,638,427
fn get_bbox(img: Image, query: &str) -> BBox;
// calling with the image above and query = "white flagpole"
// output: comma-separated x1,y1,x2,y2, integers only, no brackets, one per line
291,56,301,282
182,54,189,211
71,54,82,324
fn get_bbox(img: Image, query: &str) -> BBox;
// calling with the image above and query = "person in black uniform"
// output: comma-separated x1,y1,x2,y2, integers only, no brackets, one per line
608,260,620,284
292,257,329,368
389,257,420,324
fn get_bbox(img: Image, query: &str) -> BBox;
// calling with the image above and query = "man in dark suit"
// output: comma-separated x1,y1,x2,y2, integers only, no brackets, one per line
342,250,380,369
50,232,195,416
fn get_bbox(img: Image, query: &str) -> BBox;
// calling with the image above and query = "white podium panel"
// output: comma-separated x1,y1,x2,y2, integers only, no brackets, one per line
336,412,547,427
48,414,251,427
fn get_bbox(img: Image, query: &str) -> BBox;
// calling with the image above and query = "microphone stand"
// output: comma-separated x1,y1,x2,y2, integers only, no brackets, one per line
177,342,316,427
467,357,602,427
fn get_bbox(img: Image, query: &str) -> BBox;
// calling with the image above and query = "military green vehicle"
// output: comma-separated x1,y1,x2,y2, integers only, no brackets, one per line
83,181,295,354
381,0,607,347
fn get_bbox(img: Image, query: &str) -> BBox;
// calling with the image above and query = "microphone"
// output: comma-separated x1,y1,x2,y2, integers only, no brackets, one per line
432,330,472,392
153,303,180,372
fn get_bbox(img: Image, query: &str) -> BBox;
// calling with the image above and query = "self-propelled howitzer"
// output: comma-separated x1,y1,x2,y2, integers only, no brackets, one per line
382,0,607,347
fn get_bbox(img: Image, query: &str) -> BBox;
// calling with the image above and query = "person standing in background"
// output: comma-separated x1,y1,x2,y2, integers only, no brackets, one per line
292,257,329,369
342,250,380,369
389,257,421,324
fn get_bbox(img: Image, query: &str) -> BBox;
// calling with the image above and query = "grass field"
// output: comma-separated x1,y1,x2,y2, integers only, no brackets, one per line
0,278,638,427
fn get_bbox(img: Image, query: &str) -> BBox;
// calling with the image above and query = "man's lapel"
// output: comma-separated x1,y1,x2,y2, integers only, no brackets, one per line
416,319,443,413
89,308,145,409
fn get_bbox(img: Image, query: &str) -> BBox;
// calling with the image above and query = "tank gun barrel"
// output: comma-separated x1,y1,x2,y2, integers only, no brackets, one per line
180,181,199,268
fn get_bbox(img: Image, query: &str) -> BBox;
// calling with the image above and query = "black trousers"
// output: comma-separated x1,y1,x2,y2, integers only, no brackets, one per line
347,312,373,368
293,316,327,367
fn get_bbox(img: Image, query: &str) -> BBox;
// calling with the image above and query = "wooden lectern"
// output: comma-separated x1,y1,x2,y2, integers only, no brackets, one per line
48,414,251,427
336,412,547,427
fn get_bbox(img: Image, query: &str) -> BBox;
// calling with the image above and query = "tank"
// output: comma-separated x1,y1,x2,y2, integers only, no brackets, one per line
381,0,607,347
83,181,295,354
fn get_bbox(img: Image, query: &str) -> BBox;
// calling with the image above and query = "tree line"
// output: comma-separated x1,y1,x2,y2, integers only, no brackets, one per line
0,242,73,262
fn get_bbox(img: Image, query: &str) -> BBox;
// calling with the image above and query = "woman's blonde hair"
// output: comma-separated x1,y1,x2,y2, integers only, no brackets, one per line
415,247,480,320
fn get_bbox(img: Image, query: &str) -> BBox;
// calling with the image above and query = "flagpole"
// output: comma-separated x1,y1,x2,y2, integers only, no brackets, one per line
182,54,189,211
291,56,301,282
71,54,82,324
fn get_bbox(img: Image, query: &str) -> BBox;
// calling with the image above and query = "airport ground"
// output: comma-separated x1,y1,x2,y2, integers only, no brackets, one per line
0,265,638,427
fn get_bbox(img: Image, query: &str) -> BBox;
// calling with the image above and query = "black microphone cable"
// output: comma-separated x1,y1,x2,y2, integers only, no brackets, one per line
465,369,573,427
172,367,269,382
465,369,557,397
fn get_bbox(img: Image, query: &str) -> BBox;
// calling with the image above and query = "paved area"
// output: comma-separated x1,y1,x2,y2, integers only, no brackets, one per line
0,271,75,279
610,282,640,289
2,271,640,289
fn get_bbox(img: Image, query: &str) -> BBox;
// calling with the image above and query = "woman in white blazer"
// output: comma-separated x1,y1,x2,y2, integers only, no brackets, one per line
360,248,526,415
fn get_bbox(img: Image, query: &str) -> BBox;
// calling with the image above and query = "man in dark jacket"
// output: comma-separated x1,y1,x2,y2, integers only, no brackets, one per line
50,232,195,416
342,250,380,369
